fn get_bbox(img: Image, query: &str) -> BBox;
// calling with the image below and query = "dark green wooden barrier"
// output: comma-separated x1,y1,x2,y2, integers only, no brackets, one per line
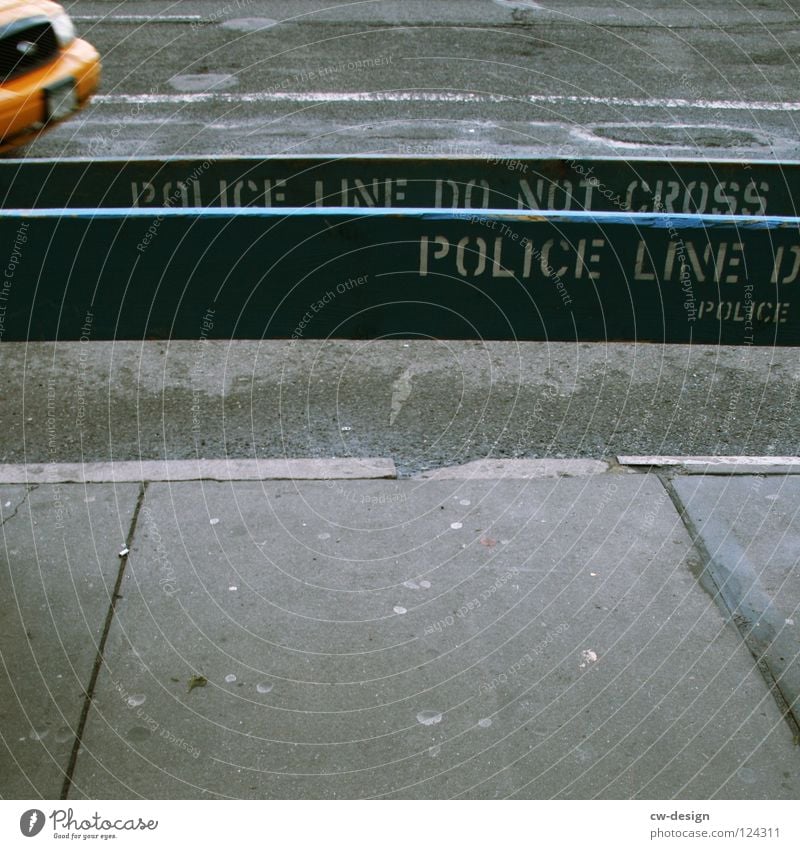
1,207,797,345
0,155,793,215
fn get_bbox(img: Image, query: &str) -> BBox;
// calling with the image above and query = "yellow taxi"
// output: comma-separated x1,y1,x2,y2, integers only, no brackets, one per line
0,0,100,151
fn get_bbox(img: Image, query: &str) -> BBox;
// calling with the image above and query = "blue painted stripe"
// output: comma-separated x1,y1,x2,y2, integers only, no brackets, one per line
4,154,800,166
2,206,800,229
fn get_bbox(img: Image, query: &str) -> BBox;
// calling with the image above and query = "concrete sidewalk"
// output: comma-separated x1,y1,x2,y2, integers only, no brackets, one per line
1,459,798,799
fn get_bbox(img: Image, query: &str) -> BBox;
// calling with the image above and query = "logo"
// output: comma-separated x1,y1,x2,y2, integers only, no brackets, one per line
19,809,45,837
15,40,38,57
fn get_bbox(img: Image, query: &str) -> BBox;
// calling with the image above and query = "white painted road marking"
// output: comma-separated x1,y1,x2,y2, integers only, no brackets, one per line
92,91,800,112
73,16,207,24
492,0,543,9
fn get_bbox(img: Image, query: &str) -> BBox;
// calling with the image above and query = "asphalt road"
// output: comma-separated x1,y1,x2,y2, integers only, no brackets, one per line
32,0,800,159
5,341,800,474
4,1,800,470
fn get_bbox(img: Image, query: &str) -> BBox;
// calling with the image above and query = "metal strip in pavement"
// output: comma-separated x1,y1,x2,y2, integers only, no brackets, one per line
0,459,397,483
415,459,610,478
0,154,793,216
0,207,797,345
619,456,800,474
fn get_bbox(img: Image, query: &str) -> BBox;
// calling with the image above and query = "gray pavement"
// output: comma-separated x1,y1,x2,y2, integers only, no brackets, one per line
0,483,141,798
2,461,798,799
3,340,799,475
26,0,800,159
672,473,800,719
674,474,800,628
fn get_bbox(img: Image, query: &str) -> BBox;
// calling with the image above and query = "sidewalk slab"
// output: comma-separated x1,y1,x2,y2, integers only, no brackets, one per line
69,474,800,799
671,475,800,712
0,483,141,798
672,475,800,626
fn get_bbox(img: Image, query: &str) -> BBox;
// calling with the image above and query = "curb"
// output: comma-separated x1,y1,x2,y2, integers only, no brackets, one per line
617,455,800,475
415,459,610,479
0,458,397,484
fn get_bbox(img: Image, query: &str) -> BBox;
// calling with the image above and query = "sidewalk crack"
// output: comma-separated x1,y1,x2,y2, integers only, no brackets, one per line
60,481,148,799
657,472,800,743
0,485,39,529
